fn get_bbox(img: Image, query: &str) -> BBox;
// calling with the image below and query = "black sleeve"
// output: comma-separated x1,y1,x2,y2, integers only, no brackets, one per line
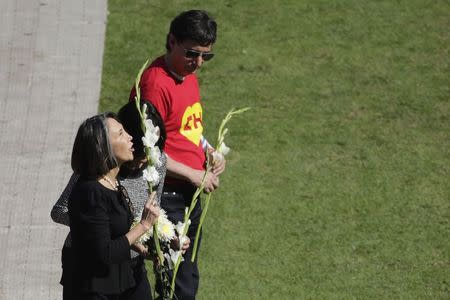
78,188,130,264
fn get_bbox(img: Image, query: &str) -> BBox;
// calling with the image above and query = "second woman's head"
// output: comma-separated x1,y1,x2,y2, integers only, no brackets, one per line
117,101,166,158
117,101,166,176
71,112,134,179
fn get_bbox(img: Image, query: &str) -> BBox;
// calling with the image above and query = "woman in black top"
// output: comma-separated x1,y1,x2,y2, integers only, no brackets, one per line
63,112,159,300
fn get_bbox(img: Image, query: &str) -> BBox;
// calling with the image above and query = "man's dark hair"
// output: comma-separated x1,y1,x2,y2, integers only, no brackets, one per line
71,112,118,179
117,101,166,177
166,10,217,51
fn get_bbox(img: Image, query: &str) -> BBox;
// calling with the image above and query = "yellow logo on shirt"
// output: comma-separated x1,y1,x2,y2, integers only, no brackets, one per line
180,103,203,146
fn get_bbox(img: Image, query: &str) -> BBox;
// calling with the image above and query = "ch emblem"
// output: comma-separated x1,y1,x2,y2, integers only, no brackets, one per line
180,103,203,146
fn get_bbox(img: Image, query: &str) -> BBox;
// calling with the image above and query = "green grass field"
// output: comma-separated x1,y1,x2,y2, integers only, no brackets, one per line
100,1,449,298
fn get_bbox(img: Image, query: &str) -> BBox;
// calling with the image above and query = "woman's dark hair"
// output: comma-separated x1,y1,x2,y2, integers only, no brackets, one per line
71,112,119,179
166,10,217,51
117,101,166,177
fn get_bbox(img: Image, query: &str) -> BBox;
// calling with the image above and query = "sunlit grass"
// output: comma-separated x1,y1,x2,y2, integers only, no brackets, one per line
101,0,449,298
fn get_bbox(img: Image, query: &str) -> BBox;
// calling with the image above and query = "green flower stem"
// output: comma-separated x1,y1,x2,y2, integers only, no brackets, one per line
169,170,208,299
169,248,184,299
191,192,211,262
190,107,250,263
184,177,207,224
152,222,164,264
216,107,250,147
169,215,192,299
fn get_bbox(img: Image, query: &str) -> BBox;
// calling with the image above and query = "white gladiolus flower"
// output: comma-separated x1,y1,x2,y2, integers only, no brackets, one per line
218,142,230,155
142,119,160,147
144,119,160,134
142,103,148,119
164,249,183,270
149,147,162,167
142,130,159,147
175,219,190,250
211,151,224,164
165,249,184,270
175,220,191,236
143,166,159,186
175,221,183,235
163,252,174,269
179,235,189,249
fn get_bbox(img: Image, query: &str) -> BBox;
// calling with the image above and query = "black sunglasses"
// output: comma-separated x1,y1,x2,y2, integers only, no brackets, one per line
183,48,214,61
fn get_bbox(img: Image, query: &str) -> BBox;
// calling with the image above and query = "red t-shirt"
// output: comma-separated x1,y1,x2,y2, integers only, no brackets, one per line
130,56,206,172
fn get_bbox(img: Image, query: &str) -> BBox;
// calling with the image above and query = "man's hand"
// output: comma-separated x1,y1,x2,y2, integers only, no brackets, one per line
190,169,219,193
166,155,220,192
208,148,226,175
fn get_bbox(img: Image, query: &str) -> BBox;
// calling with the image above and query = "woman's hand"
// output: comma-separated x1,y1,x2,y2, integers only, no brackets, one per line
126,192,160,246
171,235,191,254
132,243,150,258
139,191,160,230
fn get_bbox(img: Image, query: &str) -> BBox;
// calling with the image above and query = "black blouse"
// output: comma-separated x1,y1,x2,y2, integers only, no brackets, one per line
65,179,134,294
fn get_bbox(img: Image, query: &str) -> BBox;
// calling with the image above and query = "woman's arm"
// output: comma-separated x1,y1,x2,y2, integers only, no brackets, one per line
78,189,159,264
125,192,159,245
50,173,79,225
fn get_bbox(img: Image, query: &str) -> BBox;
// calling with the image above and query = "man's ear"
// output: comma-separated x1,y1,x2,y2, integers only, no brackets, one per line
168,33,177,51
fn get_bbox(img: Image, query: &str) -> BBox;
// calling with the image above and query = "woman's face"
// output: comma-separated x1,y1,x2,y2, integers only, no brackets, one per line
106,118,134,165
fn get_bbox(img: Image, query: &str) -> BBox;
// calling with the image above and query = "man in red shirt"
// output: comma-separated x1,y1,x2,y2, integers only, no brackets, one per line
130,10,225,299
